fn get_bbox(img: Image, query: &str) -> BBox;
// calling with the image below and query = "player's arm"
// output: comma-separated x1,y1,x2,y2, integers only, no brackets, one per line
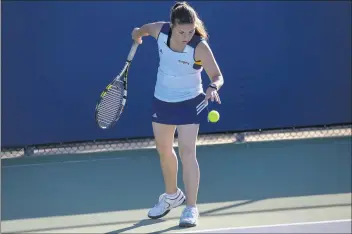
195,41,224,91
132,22,165,42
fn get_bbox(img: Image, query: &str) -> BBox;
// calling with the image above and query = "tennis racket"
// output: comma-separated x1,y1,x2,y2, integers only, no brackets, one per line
95,41,139,129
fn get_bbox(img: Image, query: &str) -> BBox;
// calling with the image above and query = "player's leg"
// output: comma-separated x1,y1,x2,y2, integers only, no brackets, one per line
153,122,178,195
177,123,200,227
177,124,200,206
148,122,186,219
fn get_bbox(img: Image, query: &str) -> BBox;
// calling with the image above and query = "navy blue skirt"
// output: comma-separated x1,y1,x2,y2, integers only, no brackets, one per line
151,93,208,125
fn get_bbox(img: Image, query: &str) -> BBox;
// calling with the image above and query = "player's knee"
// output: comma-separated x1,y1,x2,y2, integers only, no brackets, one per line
179,144,196,163
156,143,175,158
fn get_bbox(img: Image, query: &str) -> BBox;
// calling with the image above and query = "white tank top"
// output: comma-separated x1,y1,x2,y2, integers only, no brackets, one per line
154,22,205,102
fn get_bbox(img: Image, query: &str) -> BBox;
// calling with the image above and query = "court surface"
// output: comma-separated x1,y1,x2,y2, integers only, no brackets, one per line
1,136,351,233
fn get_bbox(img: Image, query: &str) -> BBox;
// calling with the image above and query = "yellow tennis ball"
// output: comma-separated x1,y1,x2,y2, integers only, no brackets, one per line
208,110,220,123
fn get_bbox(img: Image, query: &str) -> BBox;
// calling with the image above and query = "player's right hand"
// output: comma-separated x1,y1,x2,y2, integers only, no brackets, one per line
132,28,143,44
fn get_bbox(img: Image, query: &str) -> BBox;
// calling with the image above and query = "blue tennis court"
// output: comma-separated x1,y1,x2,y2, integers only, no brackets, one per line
1,129,351,233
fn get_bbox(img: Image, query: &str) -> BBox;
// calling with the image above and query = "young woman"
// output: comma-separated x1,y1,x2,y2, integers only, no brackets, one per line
131,1,224,227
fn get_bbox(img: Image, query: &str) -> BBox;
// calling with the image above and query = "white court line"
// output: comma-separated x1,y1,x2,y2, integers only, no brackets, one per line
178,219,352,233
2,156,131,168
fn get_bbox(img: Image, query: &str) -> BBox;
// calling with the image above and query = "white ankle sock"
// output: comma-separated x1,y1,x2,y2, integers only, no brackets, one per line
166,189,179,198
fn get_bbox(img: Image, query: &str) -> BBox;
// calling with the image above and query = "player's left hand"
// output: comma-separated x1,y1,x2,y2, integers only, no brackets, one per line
205,87,221,104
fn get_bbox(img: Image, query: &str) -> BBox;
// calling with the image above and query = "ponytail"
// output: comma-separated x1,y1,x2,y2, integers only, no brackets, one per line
195,15,208,40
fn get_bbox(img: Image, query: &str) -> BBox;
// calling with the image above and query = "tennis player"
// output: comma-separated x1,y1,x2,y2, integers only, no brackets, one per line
131,1,224,227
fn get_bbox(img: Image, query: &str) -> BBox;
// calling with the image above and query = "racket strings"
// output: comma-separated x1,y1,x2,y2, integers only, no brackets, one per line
96,84,125,128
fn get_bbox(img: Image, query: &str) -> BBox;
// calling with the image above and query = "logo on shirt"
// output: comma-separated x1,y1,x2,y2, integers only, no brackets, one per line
178,60,190,65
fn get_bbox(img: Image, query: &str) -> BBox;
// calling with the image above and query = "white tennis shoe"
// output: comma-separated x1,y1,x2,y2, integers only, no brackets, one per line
148,188,186,219
179,206,199,227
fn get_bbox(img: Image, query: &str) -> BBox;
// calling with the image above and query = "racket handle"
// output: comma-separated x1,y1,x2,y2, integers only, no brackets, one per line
127,41,139,62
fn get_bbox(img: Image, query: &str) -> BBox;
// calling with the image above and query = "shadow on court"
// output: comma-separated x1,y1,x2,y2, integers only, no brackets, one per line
2,136,351,228
105,219,166,234
105,200,261,234
105,220,186,234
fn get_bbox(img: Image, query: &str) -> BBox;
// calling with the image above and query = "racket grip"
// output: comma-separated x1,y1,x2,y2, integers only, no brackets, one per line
127,41,139,62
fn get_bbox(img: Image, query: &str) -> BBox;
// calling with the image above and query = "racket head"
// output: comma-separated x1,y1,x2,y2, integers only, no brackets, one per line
95,66,129,129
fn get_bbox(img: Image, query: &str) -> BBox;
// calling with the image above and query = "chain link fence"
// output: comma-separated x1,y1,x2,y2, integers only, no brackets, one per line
1,124,351,159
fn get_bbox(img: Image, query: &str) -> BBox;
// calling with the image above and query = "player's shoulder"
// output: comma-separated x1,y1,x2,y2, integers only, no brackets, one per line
157,21,171,36
147,21,168,40
195,39,209,50
188,34,207,50
152,21,168,29
193,38,212,61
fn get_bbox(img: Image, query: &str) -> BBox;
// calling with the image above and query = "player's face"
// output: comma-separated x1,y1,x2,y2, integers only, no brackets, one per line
172,23,196,44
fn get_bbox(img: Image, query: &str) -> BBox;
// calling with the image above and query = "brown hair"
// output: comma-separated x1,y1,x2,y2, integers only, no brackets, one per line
170,1,208,40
